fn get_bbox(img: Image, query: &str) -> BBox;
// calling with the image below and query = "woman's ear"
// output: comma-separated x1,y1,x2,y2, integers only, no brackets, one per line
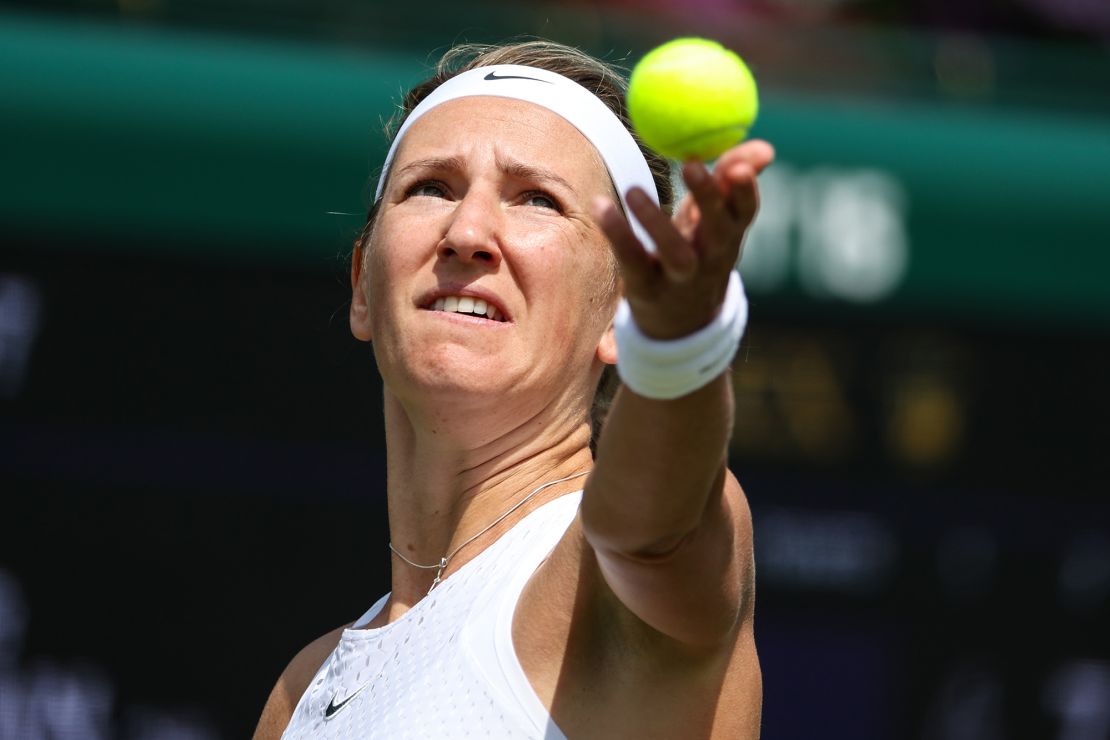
596,321,617,366
349,240,373,342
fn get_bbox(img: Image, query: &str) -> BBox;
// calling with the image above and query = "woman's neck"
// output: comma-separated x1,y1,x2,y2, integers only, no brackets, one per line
379,388,593,613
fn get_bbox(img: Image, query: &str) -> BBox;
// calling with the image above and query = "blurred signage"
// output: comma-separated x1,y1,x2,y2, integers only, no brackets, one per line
742,163,910,303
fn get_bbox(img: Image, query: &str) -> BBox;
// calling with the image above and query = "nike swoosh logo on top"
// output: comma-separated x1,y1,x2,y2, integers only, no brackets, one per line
483,71,553,84
323,683,368,720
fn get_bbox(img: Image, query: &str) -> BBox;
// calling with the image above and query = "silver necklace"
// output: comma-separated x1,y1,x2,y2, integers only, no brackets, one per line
388,470,589,593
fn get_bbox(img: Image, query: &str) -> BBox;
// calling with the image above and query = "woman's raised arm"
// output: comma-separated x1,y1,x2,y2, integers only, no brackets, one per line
582,139,775,648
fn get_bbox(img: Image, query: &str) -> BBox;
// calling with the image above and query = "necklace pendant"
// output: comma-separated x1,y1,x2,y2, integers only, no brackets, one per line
428,556,448,594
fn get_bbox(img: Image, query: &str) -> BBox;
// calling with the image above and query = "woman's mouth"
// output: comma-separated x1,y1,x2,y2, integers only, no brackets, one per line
427,295,507,322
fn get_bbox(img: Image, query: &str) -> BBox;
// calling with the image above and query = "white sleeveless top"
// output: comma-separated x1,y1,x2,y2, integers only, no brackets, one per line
281,492,581,740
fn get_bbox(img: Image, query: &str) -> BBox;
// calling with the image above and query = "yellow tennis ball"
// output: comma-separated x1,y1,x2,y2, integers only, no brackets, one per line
627,38,759,161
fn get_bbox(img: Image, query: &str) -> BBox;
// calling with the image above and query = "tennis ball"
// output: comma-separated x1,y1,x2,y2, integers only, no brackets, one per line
627,38,759,161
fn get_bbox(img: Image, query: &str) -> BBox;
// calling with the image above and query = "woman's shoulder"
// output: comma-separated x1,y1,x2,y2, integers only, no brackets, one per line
252,623,350,740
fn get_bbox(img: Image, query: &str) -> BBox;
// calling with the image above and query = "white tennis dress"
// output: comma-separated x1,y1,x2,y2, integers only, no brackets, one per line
281,492,582,740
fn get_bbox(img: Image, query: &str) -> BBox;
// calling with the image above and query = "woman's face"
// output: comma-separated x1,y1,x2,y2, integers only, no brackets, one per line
353,96,620,417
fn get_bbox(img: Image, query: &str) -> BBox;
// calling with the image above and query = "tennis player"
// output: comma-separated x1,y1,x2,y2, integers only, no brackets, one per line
254,39,774,739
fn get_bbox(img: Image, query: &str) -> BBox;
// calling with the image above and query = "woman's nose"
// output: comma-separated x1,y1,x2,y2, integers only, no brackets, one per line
438,191,503,268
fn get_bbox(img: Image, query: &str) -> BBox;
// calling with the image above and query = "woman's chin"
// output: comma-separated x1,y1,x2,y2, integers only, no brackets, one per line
393,362,526,406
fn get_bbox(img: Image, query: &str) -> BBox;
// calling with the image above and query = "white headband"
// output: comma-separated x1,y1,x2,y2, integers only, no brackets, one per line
374,64,661,251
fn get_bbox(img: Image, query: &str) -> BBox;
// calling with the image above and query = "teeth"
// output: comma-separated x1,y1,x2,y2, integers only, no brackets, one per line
430,295,504,321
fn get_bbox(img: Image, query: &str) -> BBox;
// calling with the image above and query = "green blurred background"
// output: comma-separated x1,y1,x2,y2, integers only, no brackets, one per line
1,0,1108,737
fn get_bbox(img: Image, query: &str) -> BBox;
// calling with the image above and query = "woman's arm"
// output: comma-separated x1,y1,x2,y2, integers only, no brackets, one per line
582,140,774,648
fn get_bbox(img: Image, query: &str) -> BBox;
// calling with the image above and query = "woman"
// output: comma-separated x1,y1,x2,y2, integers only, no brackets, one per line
255,39,774,739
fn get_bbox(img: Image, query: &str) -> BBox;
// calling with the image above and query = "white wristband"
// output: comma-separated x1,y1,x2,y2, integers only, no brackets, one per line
614,271,748,400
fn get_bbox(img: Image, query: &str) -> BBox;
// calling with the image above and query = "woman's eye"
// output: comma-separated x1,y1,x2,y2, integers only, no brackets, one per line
524,192,560,211
409,181,447,198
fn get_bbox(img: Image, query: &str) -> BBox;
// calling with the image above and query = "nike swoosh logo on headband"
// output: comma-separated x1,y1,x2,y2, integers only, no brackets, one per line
483,71,553,84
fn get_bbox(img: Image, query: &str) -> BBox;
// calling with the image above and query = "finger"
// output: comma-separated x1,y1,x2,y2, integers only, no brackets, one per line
718,161,760,227
716,139,775,176
683,160,734,260
592,196,654,288
625,187,697,283
672,194,701,243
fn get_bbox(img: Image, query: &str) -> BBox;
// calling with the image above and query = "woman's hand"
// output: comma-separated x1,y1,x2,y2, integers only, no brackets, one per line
594,139,775,340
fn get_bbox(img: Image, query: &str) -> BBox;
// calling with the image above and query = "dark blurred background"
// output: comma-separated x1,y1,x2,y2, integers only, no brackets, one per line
1,0,1108,737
